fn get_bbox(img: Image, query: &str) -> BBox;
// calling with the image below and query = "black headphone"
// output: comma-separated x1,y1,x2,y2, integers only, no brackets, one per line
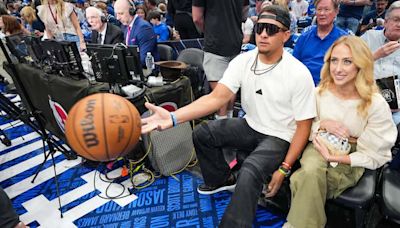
101,15,107,23
128,0,136,16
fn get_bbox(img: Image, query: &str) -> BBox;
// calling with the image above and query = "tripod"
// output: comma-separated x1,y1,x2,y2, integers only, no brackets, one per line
0,40,69,218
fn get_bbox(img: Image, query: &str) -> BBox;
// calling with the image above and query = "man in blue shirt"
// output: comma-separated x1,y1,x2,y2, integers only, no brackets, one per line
148,10,170,42
293,0,347,85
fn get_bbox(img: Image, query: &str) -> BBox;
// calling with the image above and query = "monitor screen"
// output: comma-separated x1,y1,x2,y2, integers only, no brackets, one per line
86,44,144,84
41,40,84,78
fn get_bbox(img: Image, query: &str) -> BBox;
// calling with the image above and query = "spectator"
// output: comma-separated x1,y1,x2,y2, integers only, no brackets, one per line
167,0,201,39
95,2,121,26
360,0,388,34
75,0,86,24
361,1,400,124
285,35,397,228
135,4,148,20
192,0,244,119
291,0,309,19
147,10,169,42
293,0,347,85
6,3,20,18
242,4,254,44
37,0,86,51
145,0,159,13
142,6,315,227
1,15,28,35
20,6,45,36
336,0,372,34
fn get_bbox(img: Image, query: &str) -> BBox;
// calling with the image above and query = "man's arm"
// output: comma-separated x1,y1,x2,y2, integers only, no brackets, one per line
142,83,235,133
265,118,313,197
192,6,205,32
341,0,372,6
372,41,400,60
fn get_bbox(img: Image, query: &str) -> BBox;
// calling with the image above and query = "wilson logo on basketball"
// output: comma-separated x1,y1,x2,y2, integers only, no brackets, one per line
80,99,99,148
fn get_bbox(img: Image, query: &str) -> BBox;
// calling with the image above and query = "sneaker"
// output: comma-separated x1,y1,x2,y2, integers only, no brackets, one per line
197,174,236,195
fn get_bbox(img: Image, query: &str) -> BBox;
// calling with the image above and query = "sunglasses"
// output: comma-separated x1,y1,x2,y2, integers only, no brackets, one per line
255,23,285,36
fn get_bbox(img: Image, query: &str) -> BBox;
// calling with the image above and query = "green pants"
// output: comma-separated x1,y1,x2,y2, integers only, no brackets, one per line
286,142,365,228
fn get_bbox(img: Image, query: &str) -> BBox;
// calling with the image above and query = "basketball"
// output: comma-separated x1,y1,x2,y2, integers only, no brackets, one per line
65,93,141,162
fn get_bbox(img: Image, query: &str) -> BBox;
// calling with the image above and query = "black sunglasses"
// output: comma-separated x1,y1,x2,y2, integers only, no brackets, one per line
255,23,285,36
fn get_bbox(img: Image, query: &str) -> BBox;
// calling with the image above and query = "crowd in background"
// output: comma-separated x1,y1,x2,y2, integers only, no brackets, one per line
0,0,397,57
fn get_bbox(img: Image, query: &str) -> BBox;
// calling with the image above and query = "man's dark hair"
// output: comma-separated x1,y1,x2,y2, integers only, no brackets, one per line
147,10,161,21
147,0,157,6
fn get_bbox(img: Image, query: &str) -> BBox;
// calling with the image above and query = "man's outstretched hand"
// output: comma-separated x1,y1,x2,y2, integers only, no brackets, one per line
141,102,174,134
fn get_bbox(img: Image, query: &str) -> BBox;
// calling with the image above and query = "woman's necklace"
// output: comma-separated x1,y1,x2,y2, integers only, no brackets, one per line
250,53,282,75
48,3,58,24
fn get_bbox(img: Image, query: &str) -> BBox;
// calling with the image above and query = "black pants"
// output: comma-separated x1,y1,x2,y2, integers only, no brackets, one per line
0,187,20,228
193,118,290,227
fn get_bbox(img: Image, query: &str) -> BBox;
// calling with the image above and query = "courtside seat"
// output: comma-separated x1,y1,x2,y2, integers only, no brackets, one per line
381,166,400,224
157,44,174,61
177,48,209,98
328,169,378,228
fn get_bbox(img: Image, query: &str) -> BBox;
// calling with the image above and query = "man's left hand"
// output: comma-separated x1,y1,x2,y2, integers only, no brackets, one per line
264,170,285,198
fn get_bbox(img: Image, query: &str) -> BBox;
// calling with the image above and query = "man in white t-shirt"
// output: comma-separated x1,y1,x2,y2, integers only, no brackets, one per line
291,0,309,19
142,5,316,227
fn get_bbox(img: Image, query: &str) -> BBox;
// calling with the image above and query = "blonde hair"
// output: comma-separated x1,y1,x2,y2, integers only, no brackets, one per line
319,36,378,118
273,0,289,10
20,6,37,24
41,0,65,20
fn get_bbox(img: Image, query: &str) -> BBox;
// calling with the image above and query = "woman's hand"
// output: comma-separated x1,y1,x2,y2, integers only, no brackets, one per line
141,102,174,134
320,120,350,138
313,135,332,162
80,41,86,52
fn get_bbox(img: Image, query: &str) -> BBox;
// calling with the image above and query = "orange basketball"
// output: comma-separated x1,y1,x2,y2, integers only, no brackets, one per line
65,93,141,162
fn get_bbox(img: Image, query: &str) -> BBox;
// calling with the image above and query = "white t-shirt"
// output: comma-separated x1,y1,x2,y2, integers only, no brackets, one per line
291,0,309,19
219,49,316,142
241,17,254,36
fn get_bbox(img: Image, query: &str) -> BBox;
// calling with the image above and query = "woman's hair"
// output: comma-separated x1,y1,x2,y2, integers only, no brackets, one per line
20,6,37,24
319,36,379,118
136,4,148,18
41,0,65,19
2,15,23,35
273,0,289,10
95,2,108,15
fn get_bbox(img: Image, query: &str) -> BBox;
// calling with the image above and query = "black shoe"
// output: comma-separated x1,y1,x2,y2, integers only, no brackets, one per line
197,174,236,195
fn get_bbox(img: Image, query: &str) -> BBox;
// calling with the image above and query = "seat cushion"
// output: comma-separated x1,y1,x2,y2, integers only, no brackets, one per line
331,169,377,208
382,167,400,222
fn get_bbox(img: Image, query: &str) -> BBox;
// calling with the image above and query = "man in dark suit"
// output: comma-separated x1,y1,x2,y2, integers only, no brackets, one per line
114,0,159,66
86,6,124,45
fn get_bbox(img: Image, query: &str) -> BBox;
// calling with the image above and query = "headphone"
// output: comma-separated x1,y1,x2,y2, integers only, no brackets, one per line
128,0,136,16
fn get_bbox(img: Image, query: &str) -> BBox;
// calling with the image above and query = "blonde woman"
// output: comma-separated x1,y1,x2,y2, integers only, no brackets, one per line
285,36,397,227
20,6,45,36
37,0,86,51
